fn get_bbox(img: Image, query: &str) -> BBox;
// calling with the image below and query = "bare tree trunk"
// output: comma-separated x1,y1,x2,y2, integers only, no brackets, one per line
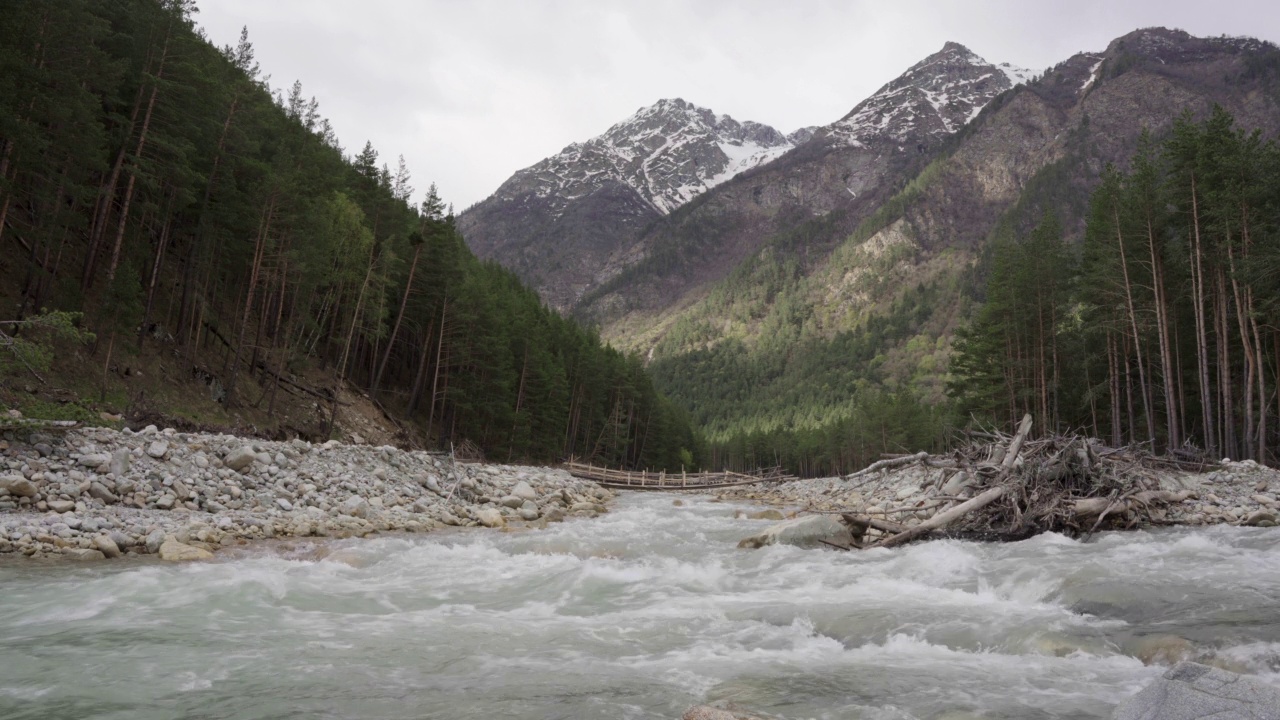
427,297,449,432
1114,205,1156,447
373,240,421,392
138,192,175,350
106,26,171,283
1188,175,1216,454
1146,215,1180,448
405,321,434,419
1215,271,1234,458
225,195,276,406
324,242,377,437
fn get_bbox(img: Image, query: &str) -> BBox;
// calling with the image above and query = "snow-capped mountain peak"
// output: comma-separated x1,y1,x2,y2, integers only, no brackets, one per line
822,42,1037,148
500,98,800,215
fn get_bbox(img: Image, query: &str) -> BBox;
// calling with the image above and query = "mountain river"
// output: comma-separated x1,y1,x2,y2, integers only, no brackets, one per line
2,492,1279,719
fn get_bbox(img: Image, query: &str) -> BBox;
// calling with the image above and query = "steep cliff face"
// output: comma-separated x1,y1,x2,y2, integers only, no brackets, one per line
458,98,800,309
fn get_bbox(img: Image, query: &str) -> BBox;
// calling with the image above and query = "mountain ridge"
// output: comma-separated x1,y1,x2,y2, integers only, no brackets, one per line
460,41,1039,311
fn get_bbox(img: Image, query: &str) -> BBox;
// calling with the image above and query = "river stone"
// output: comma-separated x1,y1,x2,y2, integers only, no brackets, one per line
500,495,524,509
518,506,540,521
47,500,75,513
476,507,505,528
158,538,214,562
339,497,369,518
93,534,122,559
682,707,738,720
145,529,166,554
543,507,565,523
146,440,169,459
681,707,767,720
737,515,853,550
747,509,785,521
1244,509,1277,527
78,453,110,469
88,482,118,504
110,449,131,476
0,475,38,498
64,548,107,561
941,471,971,495
1128,635,1194,666
223,446,258,472
1112,661,1280,719
276,498,294,512
511,481,537,501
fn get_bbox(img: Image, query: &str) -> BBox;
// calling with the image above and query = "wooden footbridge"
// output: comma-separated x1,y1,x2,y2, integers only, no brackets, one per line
563,461,798,491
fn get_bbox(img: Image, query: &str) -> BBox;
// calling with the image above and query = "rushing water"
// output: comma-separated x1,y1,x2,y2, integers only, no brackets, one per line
2,493,1279,720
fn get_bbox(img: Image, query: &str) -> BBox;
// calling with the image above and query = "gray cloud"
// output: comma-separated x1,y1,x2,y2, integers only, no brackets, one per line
196,0,1279,210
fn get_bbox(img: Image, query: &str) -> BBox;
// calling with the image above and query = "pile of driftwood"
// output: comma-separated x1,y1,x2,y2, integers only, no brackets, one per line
835,415,1213,549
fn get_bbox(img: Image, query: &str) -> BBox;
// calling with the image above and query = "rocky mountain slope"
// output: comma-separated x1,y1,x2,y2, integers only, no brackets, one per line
460,28,1280,444
633,28,1280,439
459,99,802,308
569,41,1035,329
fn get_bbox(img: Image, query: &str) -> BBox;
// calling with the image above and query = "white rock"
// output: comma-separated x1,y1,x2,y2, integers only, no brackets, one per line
737,515,853,550
476,507,505,528
158,539,213,562
223,446,258,472
93,535,122,559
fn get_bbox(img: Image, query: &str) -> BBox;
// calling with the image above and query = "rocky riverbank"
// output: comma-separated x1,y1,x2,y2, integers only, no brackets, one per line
0,425,613,561
716,457,1280,540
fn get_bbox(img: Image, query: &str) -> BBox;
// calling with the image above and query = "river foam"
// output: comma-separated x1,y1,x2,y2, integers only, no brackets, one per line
1,493,1278,719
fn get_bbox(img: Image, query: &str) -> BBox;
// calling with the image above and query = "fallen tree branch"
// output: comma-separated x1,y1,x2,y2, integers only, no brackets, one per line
872,414,1033,549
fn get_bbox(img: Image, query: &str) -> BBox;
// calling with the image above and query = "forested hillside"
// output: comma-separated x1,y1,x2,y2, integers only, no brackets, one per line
632,30,1280,476
952,110,1280,463
0,0,697,470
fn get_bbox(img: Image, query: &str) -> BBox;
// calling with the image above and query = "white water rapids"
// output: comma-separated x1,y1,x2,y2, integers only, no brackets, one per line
2,493,1279,719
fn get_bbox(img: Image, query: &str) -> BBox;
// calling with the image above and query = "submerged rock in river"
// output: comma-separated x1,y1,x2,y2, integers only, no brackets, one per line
737,514,852,549
1112,661,1280,719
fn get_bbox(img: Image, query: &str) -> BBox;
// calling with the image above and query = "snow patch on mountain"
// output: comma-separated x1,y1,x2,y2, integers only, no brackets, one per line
498,98,797,216
823,42,1037,148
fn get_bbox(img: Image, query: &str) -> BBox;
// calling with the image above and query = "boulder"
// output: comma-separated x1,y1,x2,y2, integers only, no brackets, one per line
88,482,119,504
339,496,369,518
93,535,122,559
47,500,75,513
500,495,524,509
158,538,214,562
145,529,166,554
1243,510,1277,527
63,548,107,561
511,481,538,501
476,507,505,528
737,515,853,550
78,453,110,469
146,440,169,459
1128,635,1195,666
1112,661,1280,719
223,446,258,472
0,475,38,498
109,449,131,476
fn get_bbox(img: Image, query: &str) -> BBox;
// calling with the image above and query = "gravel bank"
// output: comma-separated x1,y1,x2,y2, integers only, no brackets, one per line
715,460,1280,530
0,425,612,561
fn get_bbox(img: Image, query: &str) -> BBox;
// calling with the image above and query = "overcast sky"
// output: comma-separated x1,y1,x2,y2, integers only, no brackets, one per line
196,1,1277,210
